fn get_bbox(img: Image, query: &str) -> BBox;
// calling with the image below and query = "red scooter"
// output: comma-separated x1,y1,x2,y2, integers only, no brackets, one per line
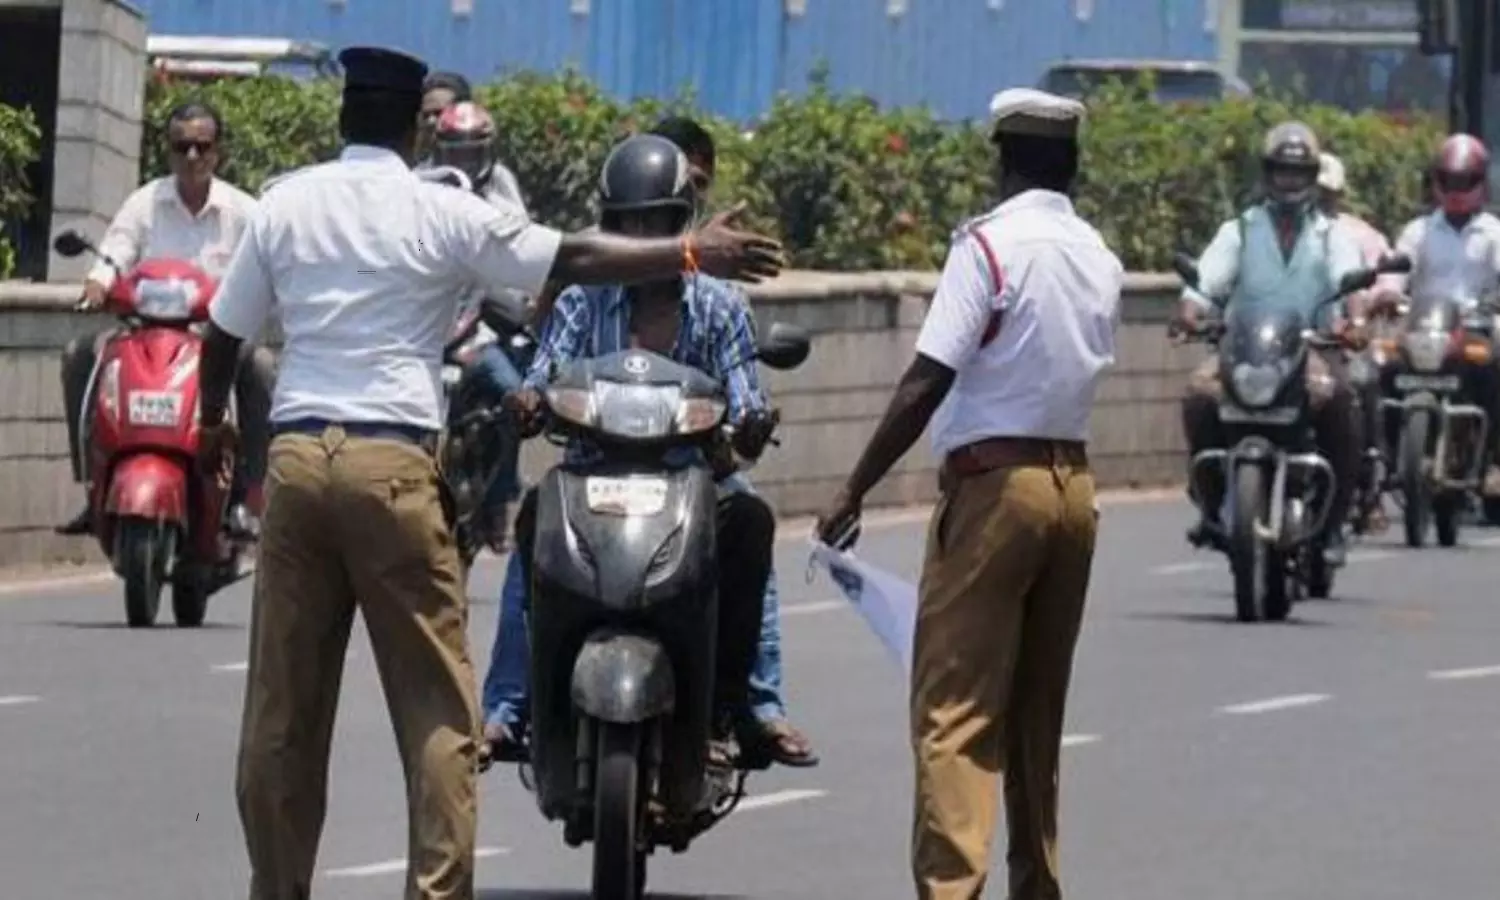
53,230,251,628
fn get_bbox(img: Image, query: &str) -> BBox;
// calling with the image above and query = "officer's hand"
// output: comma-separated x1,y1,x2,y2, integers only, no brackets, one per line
77,282,107,312
730,408,780,461
692,202,786,284
197,421,240,491
815,488,863,551
503,388,545,437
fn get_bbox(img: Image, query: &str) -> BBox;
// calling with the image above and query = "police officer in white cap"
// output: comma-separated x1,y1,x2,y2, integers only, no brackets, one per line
817,87,1123,900
196,44,784,900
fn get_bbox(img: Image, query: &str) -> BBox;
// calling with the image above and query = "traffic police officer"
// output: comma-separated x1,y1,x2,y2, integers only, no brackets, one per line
816,88,1123,900
196,45,783,900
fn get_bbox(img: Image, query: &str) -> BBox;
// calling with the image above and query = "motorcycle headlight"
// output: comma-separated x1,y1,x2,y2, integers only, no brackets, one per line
1230,362,1281,408
1402,331,1448,372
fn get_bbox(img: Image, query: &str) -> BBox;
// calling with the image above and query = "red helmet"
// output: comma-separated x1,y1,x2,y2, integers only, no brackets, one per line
433,101,497,189
1432,134,1491,217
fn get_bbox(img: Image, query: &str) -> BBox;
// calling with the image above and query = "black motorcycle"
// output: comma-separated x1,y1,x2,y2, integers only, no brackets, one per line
486,295,811,900
1173,253,1411,622
1380,292,1495,547
440,307,535,573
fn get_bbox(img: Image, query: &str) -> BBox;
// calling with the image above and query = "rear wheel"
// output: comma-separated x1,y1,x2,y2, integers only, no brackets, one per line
1434,492,1461,547
171,573,209,627
1400,410,1432,547
592,722,647,900
117,517,168,628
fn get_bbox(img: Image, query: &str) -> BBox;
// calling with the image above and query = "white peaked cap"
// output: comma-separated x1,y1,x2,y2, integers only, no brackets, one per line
988,88,1086,139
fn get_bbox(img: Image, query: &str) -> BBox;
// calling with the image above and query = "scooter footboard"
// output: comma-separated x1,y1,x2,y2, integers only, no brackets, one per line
570,628,677,724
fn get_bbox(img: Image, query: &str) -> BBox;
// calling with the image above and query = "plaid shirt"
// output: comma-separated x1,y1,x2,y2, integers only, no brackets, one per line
523,275,768,467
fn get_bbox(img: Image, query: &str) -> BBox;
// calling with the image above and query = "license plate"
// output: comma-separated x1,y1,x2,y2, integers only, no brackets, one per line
585,476,668,517
1394,374,1460,392
127,390,183,427
1219,405,1298,425
441,365,463,386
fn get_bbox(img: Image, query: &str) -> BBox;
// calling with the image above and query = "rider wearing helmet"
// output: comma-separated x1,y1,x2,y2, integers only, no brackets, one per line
483,133,779,768
1172,121,1367,565
431,100,526,211
1378,134,1500,487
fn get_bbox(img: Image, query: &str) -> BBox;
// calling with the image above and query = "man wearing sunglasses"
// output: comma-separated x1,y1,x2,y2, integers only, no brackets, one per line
56,101,273,540
1376,134,1500,488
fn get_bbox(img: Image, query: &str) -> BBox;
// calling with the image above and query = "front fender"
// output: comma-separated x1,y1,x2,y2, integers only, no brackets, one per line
570,630,676,724
105,453,189,525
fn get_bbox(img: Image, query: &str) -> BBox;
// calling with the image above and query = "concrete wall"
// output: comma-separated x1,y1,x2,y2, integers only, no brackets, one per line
49,0,146,282
0,271,1197,571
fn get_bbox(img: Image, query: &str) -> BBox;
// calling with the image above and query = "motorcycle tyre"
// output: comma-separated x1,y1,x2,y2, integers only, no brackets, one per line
171,572,209,628
1230,465,1288,623
591,722,647,900
117,517,167,628
1400,410,1432,548
1434,492,1461,548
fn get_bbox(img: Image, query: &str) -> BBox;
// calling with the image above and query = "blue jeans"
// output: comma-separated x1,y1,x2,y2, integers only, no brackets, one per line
480,473,789,728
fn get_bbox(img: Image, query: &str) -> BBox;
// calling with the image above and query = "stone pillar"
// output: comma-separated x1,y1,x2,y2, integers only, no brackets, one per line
48,0,145,282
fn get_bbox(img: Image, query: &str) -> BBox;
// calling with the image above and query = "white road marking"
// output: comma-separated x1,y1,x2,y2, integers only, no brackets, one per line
211,662,248,673
1153,548,1395,576
782,600,845,617
1218,693,1330,715
1061,733,1101,747
325,846,507,878
1428,664,1500,681
736,788,828,811
0,695,41,707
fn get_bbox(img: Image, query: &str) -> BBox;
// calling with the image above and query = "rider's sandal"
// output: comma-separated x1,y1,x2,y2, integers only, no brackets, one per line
741,719,820,768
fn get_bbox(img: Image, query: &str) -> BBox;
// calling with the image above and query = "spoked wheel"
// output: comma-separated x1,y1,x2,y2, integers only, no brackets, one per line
592,722,647,900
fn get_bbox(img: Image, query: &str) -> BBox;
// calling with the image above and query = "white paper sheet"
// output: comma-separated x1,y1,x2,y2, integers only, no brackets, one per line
807,540,918,675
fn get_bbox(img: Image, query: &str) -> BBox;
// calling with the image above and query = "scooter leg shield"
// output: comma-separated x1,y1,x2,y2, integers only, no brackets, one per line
570,630,677,725
105,455,189,524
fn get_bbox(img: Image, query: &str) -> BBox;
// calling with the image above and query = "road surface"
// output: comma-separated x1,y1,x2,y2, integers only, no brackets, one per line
0,497,1496,899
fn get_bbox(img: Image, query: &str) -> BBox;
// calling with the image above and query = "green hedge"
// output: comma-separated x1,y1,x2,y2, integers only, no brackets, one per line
0,103,42,279
1,72,1447,278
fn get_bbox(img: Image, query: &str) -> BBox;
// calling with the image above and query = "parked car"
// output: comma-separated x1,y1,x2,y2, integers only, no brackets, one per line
1040,58,1250,103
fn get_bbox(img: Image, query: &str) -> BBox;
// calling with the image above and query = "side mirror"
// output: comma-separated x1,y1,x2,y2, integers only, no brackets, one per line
1378,253,1413,275
1171,252,1200,289
53,230,91,258
755,322,811,370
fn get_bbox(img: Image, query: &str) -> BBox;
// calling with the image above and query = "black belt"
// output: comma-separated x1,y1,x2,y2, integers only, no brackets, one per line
271,418,440,454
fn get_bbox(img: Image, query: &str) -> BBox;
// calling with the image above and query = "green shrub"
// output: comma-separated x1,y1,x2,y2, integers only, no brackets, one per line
139,71,1446,273
0,102,42,279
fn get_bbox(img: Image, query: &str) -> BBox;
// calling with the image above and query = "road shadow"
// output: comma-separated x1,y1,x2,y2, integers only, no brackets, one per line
38,620,243,631
1122,610,1335,627
479,892,745,900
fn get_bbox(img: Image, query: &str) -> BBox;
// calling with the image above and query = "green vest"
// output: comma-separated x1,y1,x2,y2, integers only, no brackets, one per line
1228,206,1339,330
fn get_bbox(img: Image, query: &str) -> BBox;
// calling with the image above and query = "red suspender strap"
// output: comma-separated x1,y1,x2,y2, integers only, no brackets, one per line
968,225,1005,348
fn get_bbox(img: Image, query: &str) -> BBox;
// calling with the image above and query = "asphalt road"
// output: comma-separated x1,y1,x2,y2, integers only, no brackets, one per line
1,496,1497,899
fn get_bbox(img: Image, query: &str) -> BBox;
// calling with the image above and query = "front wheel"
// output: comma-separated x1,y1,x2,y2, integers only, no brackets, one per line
116,517,169,628
1229,465,1286,622
1400,409,1433,548
592,722,647,900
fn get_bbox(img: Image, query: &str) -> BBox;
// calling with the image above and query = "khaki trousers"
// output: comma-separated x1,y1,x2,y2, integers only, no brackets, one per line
910,454,1097,900
236,427,479,900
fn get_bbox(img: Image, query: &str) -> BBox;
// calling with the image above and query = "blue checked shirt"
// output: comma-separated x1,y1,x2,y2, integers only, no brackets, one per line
522,275,769,467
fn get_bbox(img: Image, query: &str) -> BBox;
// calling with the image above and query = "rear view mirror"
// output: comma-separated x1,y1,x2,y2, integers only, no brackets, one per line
1378,253,1413,275
1171,252,1200,289
53,230,90,258
1337,268,1379,296
755,322,811,370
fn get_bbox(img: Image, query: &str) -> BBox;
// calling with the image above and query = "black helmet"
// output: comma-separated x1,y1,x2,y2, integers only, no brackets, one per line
598,134,695,233
1260,121,1321,210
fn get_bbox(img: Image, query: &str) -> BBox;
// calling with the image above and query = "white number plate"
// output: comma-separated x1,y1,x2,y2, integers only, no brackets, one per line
1395,373,1460,392
127,390,184,427
1219,405,1298,425
585,476,668,517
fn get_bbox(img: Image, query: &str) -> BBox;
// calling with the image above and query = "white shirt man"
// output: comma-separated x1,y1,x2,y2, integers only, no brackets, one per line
87,175,257,288
1390,208,1500,311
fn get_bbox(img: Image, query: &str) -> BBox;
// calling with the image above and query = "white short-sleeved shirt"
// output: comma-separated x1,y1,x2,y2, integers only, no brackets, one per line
1393,210,1500,309
915,189,1124,456
87,176,258,287
209,145,564,430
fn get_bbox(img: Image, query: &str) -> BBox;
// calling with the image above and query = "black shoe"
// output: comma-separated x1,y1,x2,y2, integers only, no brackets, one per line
1186,519,1218,549
55,507,92,536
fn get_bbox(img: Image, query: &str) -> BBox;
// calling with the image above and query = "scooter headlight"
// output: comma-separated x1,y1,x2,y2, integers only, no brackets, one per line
1231,362,1281,408
1402,330,1448,372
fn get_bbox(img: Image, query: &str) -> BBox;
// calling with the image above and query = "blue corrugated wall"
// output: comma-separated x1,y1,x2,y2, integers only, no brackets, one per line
133,0,1216,122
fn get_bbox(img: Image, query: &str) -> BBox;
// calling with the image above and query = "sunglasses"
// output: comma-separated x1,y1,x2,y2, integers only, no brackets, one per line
170,139,216,156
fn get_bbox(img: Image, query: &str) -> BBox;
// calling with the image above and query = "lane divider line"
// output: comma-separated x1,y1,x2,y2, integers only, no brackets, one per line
1428,664,1500,681
0,695,41,707
736,789,828,811
1218,693,1331,715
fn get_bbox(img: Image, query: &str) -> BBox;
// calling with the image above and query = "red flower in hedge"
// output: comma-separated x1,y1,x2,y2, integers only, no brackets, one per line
886,133,907,154
892,210,917,231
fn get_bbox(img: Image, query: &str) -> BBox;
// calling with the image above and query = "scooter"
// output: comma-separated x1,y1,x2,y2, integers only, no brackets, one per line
53,230,251,627
483,295,813,900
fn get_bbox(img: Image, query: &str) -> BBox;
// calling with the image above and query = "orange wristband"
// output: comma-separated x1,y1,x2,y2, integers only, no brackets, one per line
682,234,700,273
